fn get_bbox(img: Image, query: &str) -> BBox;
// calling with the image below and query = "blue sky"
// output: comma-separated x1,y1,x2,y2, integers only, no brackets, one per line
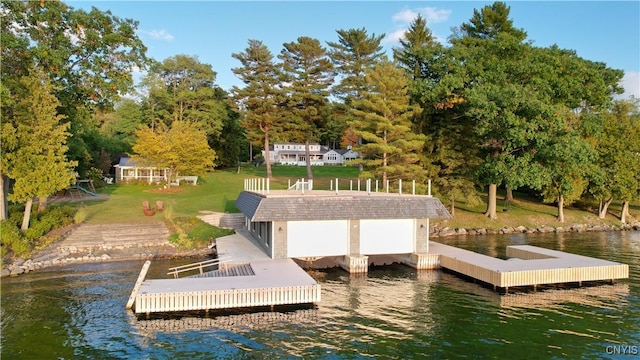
70,1,640,99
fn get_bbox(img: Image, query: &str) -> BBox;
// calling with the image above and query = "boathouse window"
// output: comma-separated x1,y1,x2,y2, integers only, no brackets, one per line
248,221,272,249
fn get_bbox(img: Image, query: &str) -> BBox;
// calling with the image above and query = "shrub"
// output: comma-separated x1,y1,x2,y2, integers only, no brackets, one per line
167,217,233,249
1,205,76,260
0,220,30,259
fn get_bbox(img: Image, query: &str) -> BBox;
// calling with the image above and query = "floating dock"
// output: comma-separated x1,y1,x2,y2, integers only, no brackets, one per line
429,241,629,291
131,259,320,315
127,230,629,314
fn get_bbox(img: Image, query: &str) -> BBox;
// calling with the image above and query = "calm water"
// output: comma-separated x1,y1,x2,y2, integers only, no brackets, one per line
2,231,639,359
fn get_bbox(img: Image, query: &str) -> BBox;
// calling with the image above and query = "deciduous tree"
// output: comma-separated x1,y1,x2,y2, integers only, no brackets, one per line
132,121,216,183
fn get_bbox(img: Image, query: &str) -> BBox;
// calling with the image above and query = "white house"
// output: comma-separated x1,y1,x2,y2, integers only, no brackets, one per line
263,143,358,166
235,187,451,273
113,157,169,184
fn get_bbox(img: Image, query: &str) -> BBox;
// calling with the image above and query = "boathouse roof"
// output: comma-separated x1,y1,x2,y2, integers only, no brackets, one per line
236,190,451,222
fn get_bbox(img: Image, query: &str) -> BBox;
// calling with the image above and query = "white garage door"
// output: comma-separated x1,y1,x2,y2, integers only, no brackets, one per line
287,220,348,258
360,219,414,255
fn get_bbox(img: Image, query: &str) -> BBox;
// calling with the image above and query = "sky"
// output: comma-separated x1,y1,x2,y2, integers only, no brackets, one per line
70,1,640,99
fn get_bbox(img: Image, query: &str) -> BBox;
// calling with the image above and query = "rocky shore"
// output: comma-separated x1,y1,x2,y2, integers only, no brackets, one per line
1,221,214,278
1,243,214,278
432,221,640,237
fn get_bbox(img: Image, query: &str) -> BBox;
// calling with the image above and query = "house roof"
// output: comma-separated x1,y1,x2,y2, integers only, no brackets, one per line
116,157,135,167
236,190,451,222
114,157,164,168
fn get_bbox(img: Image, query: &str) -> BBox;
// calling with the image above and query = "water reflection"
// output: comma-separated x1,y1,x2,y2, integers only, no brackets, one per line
1,231,638,359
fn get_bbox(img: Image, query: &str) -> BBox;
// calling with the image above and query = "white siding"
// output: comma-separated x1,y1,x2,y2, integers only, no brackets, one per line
287,220,348,257
360,219,414,255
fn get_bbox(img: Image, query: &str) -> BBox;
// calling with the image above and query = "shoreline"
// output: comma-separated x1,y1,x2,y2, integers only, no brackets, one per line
431,221,640,237
3,220,638,278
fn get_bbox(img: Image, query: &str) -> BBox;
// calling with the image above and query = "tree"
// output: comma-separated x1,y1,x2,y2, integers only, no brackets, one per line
591,99,640,222
328,28,385,151
453,15,546,219
394,14,480,216
536,109,597,223
145,55,225,134
231,40,284,179
132,121,216,183
1,67,77,229
207,87,248,168
327,28,385,102
349,61,427,187
278,36,334,179
460,1,527,41
1,0,148,212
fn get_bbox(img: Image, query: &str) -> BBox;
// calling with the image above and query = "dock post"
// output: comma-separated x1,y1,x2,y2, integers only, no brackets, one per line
399,180,402,195
126,260,151,310
412,180,415,195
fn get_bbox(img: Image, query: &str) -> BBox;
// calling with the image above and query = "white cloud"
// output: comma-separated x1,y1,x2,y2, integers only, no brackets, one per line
386,7,452,45
386,29,408,44
140,29,174,41
392,9,419,23
392,7,451,25
422,7,452,24
618,71,640,99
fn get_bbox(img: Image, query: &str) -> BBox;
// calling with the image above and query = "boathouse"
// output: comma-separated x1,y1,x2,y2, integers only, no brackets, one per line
235,180,451,272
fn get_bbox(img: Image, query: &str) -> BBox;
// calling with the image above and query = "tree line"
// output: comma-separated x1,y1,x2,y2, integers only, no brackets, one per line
1,1,638,230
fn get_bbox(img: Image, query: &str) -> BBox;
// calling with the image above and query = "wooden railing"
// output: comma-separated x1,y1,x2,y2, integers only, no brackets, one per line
167,257,230,279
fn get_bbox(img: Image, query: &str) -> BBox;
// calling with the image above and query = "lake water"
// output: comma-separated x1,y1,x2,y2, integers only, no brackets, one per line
2,231,639,359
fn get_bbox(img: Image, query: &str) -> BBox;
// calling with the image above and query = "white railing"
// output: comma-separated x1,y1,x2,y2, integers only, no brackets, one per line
167,256,231,278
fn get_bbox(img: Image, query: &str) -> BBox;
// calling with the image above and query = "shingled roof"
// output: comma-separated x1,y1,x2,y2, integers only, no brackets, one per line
236,190,451,222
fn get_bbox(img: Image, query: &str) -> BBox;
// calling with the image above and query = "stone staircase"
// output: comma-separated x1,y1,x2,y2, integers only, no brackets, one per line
56,222,171,254
198,212,245,230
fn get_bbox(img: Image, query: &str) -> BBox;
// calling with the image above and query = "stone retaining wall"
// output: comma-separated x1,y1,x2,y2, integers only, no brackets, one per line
431,222,640,237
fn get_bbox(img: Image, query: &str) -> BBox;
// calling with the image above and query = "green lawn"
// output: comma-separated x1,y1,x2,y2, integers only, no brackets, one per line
74,164,638,228
79,165,359,224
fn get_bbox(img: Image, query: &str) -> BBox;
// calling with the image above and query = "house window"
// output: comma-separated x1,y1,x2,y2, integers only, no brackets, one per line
327,153,338,161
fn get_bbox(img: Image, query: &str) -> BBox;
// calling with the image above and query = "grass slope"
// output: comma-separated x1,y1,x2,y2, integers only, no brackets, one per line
77,164,637,228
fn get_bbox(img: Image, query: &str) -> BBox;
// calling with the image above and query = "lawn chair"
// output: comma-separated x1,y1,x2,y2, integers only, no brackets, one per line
142,201,155,216
156,200,164,212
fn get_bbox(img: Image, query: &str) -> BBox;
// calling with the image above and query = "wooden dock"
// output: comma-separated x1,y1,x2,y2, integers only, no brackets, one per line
132,259,320,314
430,242,629,290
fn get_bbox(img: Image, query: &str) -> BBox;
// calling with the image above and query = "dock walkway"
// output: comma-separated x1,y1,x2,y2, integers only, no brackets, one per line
130,230,320,315
430,242,629,290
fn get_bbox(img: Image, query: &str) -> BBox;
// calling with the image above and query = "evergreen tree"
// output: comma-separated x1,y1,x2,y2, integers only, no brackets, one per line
327,28,385,149
349,61,427,187
1,67,77,229
278,36,334,179
327,27,385,102
231,40,284,179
